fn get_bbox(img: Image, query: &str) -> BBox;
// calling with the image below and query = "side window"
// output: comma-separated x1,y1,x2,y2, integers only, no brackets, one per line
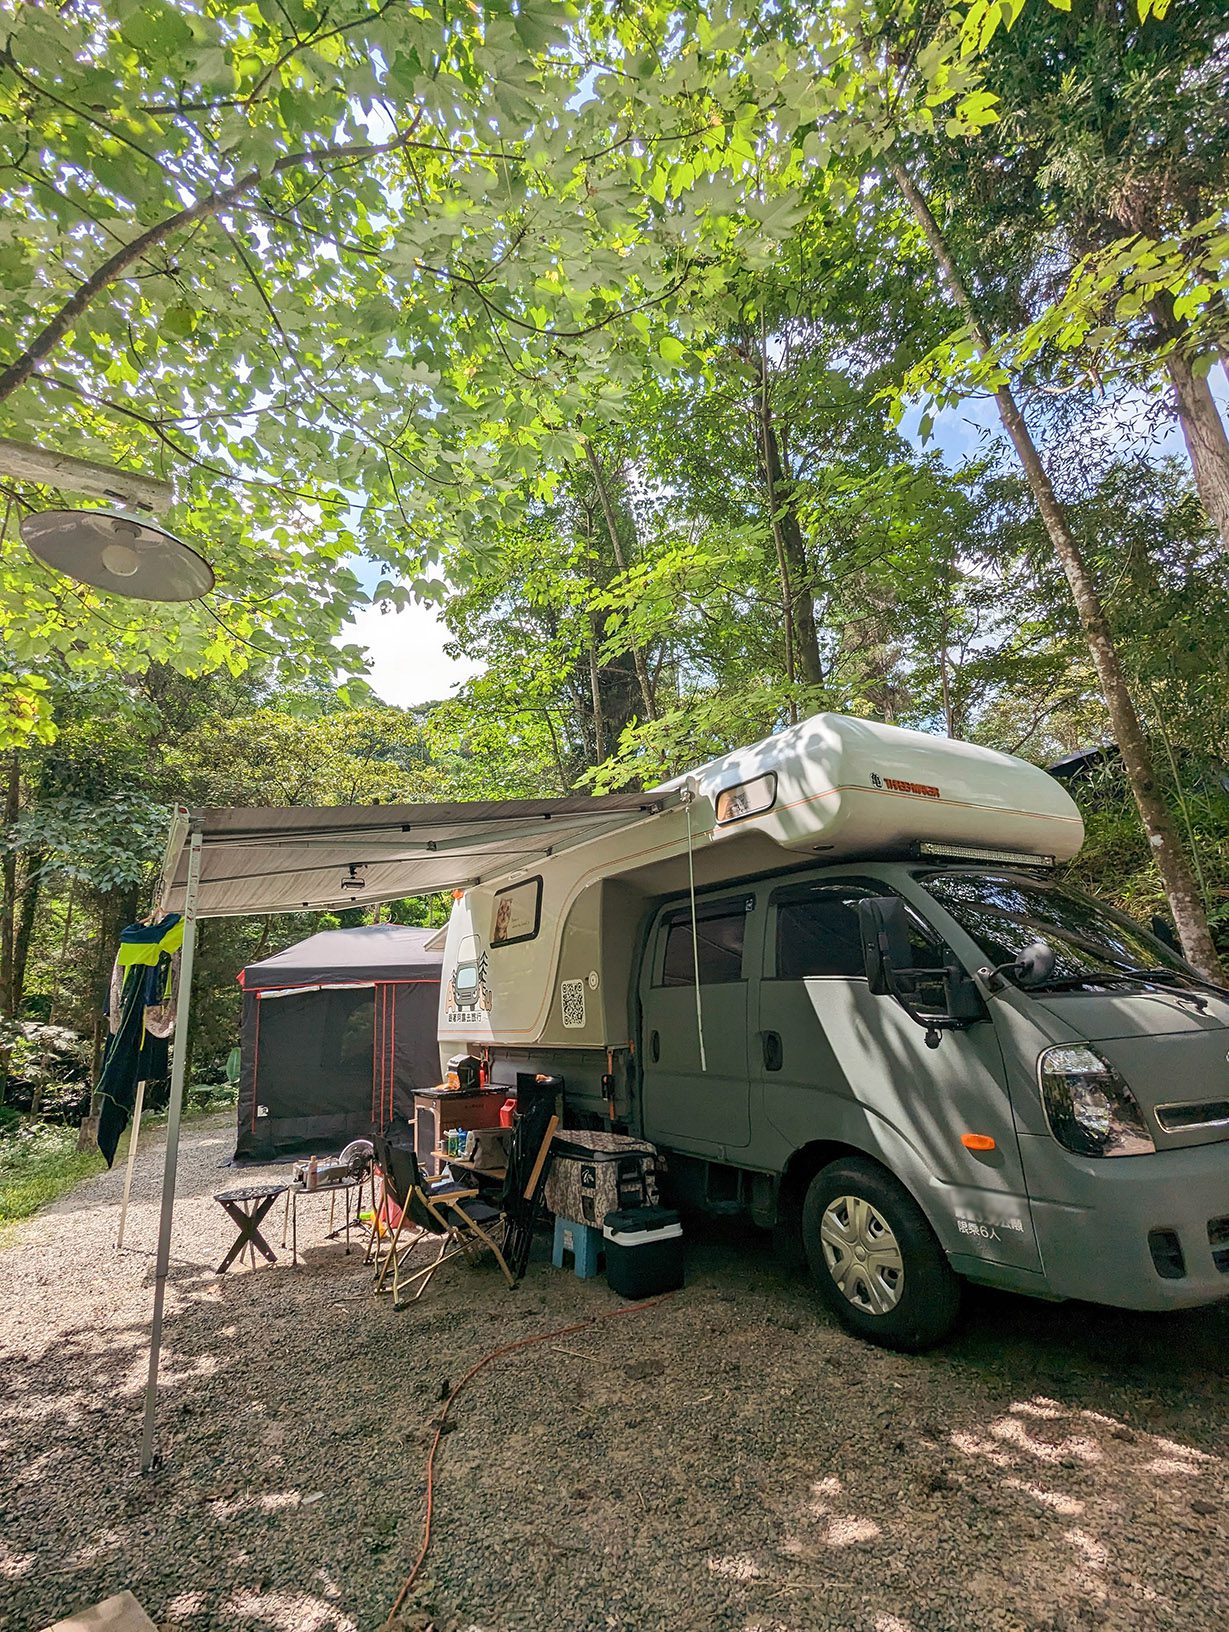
776,892,868,978
658,900,748,987
773,880,954,1006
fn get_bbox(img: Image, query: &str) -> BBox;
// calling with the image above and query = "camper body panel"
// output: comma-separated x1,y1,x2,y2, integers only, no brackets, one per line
438,712,1084,1062
679,713,1083,864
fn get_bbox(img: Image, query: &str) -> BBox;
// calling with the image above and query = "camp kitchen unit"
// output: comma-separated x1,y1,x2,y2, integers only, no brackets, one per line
439,713,1229,1348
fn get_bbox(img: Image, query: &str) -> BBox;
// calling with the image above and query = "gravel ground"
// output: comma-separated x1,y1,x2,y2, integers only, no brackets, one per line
1,1114,1227,1632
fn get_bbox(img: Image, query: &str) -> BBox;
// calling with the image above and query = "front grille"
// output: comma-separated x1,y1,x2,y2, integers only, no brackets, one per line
1149,1229,1186,1280
1208,1217,1229,1275
1155,1099,1229,1133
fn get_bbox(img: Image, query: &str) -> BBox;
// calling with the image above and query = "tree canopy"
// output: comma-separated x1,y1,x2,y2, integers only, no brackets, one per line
1,0,1227,1061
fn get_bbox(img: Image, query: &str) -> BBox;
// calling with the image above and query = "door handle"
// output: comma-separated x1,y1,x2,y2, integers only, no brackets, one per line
761,1030,783,1071
650,1029,660,1063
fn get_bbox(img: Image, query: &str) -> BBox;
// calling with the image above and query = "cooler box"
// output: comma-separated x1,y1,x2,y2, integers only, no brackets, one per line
602,1206,683,1299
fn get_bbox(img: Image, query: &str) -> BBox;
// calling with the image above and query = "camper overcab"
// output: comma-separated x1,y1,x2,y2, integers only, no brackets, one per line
439,714,1229,1349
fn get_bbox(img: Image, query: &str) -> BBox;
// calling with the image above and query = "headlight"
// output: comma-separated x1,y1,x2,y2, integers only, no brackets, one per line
1038,1044,1155,1158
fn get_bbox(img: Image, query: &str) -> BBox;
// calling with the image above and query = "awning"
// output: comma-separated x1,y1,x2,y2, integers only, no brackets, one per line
157,791,675,918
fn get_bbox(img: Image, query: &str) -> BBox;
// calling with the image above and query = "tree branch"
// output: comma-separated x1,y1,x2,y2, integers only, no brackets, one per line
0,115,424,405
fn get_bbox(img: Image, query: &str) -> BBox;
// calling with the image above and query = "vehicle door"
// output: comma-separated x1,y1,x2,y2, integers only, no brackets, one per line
755,876,1042,1273
639,892,756,1155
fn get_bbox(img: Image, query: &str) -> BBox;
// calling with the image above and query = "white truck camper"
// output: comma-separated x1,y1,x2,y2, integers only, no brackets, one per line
440,714,1229,1348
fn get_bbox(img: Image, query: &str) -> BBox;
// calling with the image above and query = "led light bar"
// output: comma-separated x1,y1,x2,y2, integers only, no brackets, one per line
915,842,1056,868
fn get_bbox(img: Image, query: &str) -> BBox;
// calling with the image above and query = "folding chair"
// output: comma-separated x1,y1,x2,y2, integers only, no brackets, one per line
500,1083,561,1280
376,1141,514,1307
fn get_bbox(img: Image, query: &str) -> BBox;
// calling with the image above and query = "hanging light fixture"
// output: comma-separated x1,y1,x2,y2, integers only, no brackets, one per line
20,508,215,602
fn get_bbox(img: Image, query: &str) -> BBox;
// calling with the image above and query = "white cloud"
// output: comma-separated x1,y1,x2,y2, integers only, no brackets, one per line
341,599,481,707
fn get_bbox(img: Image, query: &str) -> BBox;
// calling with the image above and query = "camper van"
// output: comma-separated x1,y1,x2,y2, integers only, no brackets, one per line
439,715,1229,1349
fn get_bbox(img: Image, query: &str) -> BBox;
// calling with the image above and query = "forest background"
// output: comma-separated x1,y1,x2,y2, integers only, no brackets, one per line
0,0,1226,1121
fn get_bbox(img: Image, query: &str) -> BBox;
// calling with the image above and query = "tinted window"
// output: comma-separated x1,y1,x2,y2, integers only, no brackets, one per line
716,772,777,825
777,892,867,978
659,901,748,986
920,870,1191,986
773,881,951,1010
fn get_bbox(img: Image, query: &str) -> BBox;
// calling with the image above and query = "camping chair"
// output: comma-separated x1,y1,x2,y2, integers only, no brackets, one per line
369,1129,418,1279
375,1141,515,1307
500,1082,561,1280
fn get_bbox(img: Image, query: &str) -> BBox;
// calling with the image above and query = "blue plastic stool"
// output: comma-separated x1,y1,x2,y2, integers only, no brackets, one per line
552,1214,603,1279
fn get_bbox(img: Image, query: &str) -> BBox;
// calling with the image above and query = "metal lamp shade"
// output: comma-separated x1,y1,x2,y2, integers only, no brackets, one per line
20,508,215,601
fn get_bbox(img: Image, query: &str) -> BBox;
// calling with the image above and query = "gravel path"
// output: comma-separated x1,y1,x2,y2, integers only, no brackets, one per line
1,1114,1227,1632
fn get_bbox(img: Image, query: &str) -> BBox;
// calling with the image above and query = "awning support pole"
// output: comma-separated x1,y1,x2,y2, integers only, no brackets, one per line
139,826,203,1474
683,791,707,1073
115,1079,146,1250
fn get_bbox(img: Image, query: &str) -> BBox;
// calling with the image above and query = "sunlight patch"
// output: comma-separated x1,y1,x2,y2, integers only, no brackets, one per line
826,1516,881,1547
1004,1478,1084,1516
225,1590,358,1631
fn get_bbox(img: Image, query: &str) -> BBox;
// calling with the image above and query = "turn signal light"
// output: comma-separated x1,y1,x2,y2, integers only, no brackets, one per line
961,1133,996,1151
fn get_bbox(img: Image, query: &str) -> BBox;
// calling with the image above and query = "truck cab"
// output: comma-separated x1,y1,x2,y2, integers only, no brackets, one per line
636,859,1229,1347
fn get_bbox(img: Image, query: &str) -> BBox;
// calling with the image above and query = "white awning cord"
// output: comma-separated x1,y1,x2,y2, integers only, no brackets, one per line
684,791,708,1073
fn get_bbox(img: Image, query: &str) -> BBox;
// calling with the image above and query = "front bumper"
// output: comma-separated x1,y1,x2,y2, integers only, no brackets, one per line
1021,1131,1229,1311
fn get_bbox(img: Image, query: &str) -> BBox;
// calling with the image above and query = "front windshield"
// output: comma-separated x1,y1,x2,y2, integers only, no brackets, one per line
918,870,1195,989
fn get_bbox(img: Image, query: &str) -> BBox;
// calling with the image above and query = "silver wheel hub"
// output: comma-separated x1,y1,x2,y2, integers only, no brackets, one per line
820,1195,905,1316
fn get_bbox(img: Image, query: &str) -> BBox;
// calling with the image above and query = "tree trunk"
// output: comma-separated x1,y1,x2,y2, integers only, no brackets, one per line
1150,294,1229,556
0,753,19,1021
588,616,607,763
582,438,658,721
891,158,1224,981
12,847,44,1015
754,349,825,700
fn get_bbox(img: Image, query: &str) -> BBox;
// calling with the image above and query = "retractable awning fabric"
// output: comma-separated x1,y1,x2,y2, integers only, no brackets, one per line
157,790,675,919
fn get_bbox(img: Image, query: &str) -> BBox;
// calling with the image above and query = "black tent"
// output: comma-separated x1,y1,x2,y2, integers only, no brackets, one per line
236,924,443,1159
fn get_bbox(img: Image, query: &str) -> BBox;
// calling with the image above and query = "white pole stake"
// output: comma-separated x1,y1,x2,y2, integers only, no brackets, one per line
139,828,202,1474
115,1079,146,1250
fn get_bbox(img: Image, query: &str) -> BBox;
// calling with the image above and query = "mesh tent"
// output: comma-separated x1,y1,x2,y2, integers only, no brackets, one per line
236,924,443,1159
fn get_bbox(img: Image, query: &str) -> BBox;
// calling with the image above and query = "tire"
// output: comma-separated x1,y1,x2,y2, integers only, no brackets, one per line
802,1157,960,1351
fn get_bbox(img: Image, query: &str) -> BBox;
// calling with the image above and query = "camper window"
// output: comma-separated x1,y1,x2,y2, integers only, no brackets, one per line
491,876,542,947
658,899,749,987
715,771,777,825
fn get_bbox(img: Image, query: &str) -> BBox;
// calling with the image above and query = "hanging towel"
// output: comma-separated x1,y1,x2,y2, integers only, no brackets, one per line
95,914,182,1166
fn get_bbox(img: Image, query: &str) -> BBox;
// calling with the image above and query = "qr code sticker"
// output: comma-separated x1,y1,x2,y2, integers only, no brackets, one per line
560,979,586,1029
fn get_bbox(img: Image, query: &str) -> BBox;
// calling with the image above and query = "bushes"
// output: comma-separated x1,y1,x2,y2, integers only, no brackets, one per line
0,1021,93,1122
0,1120,103,1228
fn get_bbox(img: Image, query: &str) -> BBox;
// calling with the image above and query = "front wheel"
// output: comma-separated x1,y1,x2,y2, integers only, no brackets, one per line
802,1157,960,1351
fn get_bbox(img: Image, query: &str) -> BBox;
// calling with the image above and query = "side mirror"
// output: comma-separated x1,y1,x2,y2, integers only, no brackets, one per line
1150,914,1180,953
1014,939,1056,987
857,897,912,995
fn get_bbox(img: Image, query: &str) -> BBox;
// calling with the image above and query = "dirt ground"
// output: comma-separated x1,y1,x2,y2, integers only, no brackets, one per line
1,1114,1226,1632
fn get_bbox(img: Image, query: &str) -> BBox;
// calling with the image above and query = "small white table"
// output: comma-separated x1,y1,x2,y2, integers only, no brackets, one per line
280,1172,369,1266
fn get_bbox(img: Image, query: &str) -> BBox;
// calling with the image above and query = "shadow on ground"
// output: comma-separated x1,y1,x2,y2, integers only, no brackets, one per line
1,1124,1226,1632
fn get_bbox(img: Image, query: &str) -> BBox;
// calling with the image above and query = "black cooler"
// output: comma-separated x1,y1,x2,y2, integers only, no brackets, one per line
602,1206,684,1299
